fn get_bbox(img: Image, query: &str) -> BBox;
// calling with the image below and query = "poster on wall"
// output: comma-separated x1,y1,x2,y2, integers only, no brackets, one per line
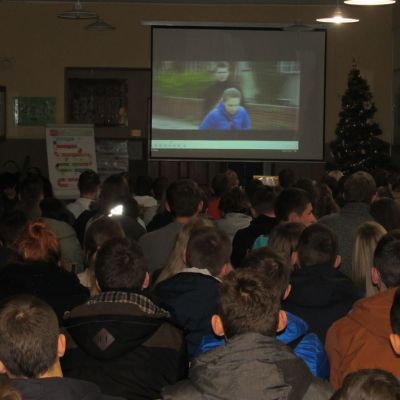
46,124,97,199
96,140,129,182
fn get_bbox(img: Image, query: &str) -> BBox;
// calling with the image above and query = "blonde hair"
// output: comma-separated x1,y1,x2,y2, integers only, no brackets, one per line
152,217,215,287
352,221,387,297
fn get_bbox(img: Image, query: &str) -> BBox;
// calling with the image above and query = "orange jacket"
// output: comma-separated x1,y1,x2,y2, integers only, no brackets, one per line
326,287,400,389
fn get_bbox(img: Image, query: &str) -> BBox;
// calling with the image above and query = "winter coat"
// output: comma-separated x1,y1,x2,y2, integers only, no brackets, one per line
162,332,333,400
62,291,188,400
199,102,250,130
326,287,400,389
10,377,121,400
283,263,360,343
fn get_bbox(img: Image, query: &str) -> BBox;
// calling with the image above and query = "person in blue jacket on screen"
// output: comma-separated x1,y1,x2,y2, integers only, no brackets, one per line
199,87,250,130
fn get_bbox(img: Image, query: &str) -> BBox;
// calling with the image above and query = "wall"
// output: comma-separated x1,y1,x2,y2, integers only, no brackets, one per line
0,3,394,181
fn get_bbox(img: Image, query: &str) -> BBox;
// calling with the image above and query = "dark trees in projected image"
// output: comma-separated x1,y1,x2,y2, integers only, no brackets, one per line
330,67,389,173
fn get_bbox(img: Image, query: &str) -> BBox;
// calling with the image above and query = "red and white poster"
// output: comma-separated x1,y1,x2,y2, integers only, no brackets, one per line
46,124,97,199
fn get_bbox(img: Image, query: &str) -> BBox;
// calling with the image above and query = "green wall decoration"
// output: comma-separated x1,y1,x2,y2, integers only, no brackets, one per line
14,96,56,126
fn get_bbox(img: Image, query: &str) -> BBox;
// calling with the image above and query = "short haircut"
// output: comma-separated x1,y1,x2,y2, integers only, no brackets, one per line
275,188,311,222
95,238,147,292
373,231,400,288
186,226,231,276
0,295,59,378
166,179,202,218
331,369,400,400
211,173,229,197
297,223,338,268
241,247,291,298
278,169,295,189
250,186,276,215
344,171,376,203
222,88,241,102
217,266,282,339
370,197,400,232
390,287,400,334
78,170,100,195
18,175,44,204
219,187,250,214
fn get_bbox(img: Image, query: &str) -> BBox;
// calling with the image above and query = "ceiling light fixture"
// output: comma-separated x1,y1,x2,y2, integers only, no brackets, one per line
58,1,97,20
344,0,395,5
85,18,116,31
316,8,359,24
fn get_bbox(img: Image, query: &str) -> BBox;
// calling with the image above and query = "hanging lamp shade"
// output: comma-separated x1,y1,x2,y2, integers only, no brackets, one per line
316,8,359,23
58,1,97,19
344,0,395,4
85,18,116,31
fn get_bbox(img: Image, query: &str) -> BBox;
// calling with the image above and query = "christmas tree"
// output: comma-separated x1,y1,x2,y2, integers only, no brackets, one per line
330,66,390,173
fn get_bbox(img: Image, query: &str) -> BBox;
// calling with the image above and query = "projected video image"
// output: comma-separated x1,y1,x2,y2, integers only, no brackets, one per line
152,61,300,131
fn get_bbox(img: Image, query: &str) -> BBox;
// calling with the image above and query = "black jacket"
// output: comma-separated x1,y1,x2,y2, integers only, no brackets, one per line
11,377,121,400
153,272,220,358
283,263,360,343
0,261,89,321
162,332,332,400
62,291,188,400
231,214,278,267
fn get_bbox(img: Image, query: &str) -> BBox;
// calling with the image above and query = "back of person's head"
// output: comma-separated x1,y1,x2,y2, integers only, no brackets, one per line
0,211,28,247
39,197,73,225
135,175,153,196
330,369,400,400
84,216,125,267
249,186,276,216
18,175,44,204
14,219,60,264
166,179,202,218
219,187,250,215
98,174,131,213
268,222,306,264
186,226,231,276
373,231,400,288
278,169,295,189
315,183,340,218
241,247,291,298
244,178,264,201
152,176,169,202
275,188,311,222
321,174,340,200
0,295,60,379
370,197,400,232
216,267,282,339
344,171,376,203
296,223,339,268
352,221,386,296
0,382,22,400
95,238,147,292
211,173,230,198
294,178,318,207
78,170,100,196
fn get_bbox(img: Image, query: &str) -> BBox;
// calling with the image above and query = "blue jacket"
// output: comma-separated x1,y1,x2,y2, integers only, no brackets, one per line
199,102,250,130
194,311,329,379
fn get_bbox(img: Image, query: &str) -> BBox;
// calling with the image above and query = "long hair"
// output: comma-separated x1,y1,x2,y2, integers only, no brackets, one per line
13,219,60,264
352,221,386,297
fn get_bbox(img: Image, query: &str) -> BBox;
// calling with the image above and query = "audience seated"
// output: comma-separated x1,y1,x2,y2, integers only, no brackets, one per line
283,223,360,343
14,175,44,220
370,197,400,231
0,219,89,321
352,221,386,297
231,185,277,267
62,238,187,400
319,171,376,277
162,265,332,399
326,230,400,389
216,187,251,242
139,179,203,273
40,197,83,272
154,226,231,358
0,295,116,400
67,169,100,220
278,168,296,189
330,369,400,400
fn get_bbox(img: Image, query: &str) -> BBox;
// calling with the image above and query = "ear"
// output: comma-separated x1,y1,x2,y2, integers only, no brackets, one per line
218,263,232,279
165,201,171,213
291,251,300,268
0,361,7,375
211,314,225,337
277,310,288,333
250,207,257,218
181,248,187,265
283,284,292,300
334,255,342,269
390,333,400,355
371,266,381,286
142,272,150,289
287,212,298,223
95,279,101,293
57,334,66,358
197,200,204,214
